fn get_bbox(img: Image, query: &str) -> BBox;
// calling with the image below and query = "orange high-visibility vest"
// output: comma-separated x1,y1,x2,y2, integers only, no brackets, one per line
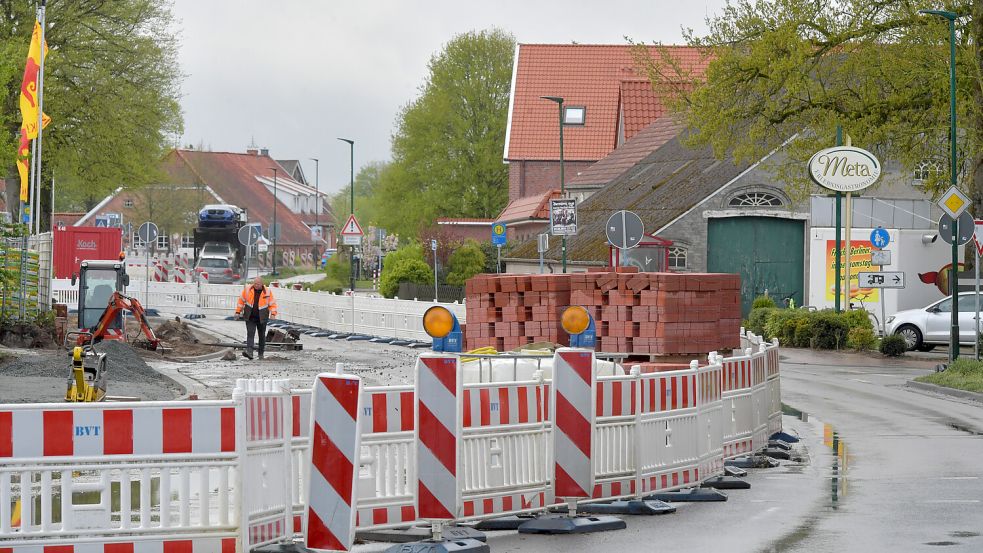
236,286,278,320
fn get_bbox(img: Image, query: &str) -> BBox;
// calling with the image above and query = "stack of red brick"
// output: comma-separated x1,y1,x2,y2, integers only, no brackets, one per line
463,269,741,356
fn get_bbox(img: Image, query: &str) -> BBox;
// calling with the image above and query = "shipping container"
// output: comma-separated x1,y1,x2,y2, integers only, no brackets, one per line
53,226,123,279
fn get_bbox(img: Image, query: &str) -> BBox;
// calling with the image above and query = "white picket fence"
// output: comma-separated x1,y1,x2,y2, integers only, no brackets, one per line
51,279,466,342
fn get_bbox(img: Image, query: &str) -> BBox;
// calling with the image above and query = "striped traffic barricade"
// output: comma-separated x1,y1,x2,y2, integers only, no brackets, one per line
304,372,362,553
750,343,770,452
719,350,756,459
765,338,783,438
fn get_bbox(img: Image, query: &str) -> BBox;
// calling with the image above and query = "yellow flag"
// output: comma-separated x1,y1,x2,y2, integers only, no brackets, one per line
19,20,50,139
17,130,30,202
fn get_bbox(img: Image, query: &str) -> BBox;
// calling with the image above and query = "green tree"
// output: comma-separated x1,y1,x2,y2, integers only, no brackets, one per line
371,29,515,236
446,239,486,286
0,1,183,219
636,0,983,210
331,161,387,227
379,259,434,298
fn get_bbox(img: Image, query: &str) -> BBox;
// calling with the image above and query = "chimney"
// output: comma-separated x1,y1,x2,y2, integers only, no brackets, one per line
260,148,269,157
246,148,258,156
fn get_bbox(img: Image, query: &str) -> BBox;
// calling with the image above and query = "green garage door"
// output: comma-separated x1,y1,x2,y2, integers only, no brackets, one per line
707,217,804,316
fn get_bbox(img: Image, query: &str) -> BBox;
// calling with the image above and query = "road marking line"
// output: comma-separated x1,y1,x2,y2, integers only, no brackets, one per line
849,378,873,384
940,476,979,480
921,500,981,504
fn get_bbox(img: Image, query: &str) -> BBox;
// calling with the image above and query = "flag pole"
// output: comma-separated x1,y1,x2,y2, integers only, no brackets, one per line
32,0,47,236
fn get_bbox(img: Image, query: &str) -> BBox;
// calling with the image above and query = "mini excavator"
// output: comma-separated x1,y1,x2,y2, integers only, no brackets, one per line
65,256,167,402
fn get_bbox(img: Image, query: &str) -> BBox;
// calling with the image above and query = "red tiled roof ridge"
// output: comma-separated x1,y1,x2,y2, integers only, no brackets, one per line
518,43,696,48
568,115,684,187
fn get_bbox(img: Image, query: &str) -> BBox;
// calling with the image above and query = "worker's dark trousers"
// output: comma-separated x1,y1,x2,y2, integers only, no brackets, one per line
245,318,266,356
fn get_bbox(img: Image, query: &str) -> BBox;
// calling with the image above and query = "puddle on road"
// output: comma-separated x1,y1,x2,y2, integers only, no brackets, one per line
946,421,983,436
823,423,850,509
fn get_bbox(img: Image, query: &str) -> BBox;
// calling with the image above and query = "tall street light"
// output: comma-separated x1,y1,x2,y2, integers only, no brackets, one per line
269,167,279,276
338,138,355,292
921,9,960,362
541,95,567,273
310,157,320,252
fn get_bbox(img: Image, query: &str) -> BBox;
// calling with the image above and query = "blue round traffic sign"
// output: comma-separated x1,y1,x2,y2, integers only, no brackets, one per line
870,227,890,250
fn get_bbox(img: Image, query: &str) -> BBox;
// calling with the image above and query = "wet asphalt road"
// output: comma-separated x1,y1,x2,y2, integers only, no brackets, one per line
777,349,983,552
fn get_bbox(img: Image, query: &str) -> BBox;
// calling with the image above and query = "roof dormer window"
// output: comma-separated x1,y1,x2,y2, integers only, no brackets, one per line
563,106,586,125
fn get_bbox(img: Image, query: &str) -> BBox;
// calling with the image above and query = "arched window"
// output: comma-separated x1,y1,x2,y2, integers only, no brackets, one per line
914,159,941,183
728,191,783,207
668,247,687,269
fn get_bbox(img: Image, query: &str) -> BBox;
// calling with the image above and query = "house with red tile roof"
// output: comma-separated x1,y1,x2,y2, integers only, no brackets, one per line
75,148,335,267
502,44,709,203
435,217,494,243
496,189,562,243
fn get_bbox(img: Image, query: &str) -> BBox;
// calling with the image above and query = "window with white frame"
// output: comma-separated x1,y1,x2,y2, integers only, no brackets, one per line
913,159,942,183
563,106,586,125
181,233,194,248
123,199,134,208
132,233,146,249
156,234,169,250
668,247,687,269
728,191,783,207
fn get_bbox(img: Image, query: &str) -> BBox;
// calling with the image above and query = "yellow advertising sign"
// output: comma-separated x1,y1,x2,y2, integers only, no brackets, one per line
825,240,879,302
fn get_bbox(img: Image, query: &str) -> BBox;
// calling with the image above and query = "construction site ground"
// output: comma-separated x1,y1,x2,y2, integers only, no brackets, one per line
0,310,423,403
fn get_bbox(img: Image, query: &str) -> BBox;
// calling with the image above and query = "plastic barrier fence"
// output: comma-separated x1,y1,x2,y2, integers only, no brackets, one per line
0,380,297,553
718,350,755,459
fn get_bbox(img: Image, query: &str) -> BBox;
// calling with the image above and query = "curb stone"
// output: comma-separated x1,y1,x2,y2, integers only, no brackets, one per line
905,379,983,404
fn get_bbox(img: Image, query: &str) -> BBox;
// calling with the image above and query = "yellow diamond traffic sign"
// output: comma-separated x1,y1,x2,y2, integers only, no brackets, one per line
939,186,970,219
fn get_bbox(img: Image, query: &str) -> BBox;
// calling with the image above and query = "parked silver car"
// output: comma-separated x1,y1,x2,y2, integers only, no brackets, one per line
885,292,983,351
194,255,238,284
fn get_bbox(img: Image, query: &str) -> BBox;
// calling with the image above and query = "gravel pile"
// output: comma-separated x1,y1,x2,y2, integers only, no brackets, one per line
0,340,183,402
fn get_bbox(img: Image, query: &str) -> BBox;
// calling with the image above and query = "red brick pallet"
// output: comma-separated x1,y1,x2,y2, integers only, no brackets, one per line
463,269,741,356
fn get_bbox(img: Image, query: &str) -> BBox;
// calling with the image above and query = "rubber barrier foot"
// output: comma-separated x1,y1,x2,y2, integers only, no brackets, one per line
726,455,780,469
763,447,792,460
770,431,800,443
310,332,330,337
408,342,432,348
724,466,748,478
370,337,395,343
571,499,676,516
361,525,486,544
251,543,313,553
390,340,411,346
644,487,728,502
518,514,627,534
702,476,751,490
328,333,351,339
768,439,792,451
474,515,538,531
347,335,372,341
381,539,489,553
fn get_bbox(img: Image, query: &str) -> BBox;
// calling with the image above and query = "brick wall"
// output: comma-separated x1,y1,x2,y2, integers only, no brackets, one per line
508,160,595,202
463,268,741,356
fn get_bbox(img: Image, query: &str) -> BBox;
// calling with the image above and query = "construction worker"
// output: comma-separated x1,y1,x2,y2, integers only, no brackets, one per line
235,276,278,360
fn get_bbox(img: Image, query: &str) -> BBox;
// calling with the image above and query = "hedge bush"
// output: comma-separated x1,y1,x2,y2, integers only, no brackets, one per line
879,334,907,357
847,327,878,351
749,307,867,350
747,307,775,336
752,295,777,310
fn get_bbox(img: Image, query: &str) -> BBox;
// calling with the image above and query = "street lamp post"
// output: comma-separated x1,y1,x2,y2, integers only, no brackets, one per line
541,95,567,273
921,9,960,362
270,167,279,276
338,138,355,292
310,157,319,250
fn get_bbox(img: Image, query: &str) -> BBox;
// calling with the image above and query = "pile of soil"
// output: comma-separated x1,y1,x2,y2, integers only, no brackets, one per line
131,317,223,358
155,318,199,343
0,340,183,403
0,320,58,349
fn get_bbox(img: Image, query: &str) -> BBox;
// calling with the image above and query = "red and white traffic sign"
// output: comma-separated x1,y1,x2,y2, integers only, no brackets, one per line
341,214,364,246
974,219,983,257
340,214,364,236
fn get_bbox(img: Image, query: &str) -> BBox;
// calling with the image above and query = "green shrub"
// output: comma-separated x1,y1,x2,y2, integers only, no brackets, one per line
379,259,434,298
793,317,816,348
841,309,873,331
811,312,849,349
752,295,777,310
747,307,774,337
446,240,486,286
764,309,805,344
879,334,907,357
848,327,878,351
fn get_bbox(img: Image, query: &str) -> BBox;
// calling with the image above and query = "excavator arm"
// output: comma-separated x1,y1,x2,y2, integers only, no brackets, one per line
80,292,162,350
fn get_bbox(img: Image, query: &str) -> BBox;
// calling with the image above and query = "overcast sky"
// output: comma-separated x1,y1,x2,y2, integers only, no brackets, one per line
171,0,729,195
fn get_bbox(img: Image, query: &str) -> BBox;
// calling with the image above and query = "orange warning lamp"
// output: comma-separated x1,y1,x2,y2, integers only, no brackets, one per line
423,306,462,352
561,305,596,348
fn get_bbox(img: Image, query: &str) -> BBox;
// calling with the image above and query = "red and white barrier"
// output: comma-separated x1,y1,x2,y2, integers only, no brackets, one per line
696,361,725,482
415,355,462,521
719,350,755,459
304,373,362,552
765,338,782,437
553,349,596,503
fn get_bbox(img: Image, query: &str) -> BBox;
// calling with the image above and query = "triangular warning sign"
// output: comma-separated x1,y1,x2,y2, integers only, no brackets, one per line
340,214,364,236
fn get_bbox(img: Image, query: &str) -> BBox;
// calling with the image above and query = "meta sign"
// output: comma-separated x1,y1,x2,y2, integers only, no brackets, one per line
808,146,881,192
